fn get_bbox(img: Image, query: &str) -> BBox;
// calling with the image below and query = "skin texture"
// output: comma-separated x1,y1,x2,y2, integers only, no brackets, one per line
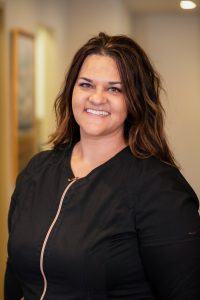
71,54,128,176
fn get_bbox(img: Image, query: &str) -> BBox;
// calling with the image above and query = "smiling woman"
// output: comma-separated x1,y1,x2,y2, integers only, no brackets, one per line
70,54,128,177
47,32,179,169
72,55,127,142
4,32,200,300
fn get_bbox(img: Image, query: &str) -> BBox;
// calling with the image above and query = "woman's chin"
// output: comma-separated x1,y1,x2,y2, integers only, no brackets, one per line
80,126,108,138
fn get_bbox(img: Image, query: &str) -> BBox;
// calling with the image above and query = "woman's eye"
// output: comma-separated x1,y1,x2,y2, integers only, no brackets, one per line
108,87,121,93
79,82,92,88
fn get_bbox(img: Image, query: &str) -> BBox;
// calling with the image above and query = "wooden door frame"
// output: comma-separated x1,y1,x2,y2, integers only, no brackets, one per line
11,29,35,180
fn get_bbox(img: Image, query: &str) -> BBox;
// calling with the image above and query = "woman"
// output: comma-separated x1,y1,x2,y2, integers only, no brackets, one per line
4,32,200,299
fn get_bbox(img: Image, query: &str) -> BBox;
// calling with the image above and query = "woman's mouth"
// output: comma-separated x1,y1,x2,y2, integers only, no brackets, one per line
85,108,110,117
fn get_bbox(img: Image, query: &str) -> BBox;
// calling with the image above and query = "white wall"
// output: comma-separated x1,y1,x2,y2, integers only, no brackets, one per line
132,13,200,197
67,0,132,62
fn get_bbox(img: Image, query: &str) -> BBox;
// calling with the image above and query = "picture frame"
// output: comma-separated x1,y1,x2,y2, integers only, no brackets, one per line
11,29,37,181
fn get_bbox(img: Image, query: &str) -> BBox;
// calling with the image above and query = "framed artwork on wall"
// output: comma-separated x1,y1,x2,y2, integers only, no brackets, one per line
11,29,37,181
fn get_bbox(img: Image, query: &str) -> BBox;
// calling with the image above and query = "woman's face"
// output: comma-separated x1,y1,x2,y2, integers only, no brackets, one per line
72,54,127,140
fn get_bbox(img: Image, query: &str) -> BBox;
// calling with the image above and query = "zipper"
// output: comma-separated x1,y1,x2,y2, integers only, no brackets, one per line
39,177,79,300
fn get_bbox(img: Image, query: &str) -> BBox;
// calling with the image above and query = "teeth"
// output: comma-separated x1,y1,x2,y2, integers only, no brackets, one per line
86,108,109,116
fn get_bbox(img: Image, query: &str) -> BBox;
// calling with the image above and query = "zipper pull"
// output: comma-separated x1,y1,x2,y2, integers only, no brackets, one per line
68,177,79,182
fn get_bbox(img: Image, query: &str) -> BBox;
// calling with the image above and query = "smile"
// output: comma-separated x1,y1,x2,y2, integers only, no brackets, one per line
85,108,110,116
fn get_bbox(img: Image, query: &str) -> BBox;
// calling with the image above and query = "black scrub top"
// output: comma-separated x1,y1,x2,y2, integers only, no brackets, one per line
4,143,200,300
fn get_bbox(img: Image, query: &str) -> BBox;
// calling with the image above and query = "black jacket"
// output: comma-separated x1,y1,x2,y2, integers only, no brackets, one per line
4,143,200,299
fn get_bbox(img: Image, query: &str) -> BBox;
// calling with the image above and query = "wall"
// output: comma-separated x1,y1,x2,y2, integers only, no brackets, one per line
67,0,132,61
35,27,57,149
5,0,71,151
132,13,200,198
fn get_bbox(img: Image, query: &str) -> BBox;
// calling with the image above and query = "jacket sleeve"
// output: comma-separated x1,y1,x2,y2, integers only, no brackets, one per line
3,151,50,300
135,160,200,299
4,190,24,300
4,259,23,300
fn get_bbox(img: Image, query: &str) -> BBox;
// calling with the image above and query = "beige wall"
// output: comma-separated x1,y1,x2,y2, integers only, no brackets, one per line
67,0,132,61
132,13,200,198
5,0,71,150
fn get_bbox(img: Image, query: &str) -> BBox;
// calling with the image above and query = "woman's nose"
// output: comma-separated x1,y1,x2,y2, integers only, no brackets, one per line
88,89,107,105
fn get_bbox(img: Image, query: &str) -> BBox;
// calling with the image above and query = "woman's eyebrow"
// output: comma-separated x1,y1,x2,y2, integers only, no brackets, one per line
79,77,92,82
108,81,122,85
78,77,122,85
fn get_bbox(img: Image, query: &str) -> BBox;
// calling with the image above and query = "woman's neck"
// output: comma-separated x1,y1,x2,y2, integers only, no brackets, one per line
73,135,128,166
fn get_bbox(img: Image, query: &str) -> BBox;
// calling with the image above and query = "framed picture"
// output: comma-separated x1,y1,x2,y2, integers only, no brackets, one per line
11,29,37,180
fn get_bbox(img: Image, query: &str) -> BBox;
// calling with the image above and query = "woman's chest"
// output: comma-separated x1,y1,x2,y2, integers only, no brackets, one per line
10,175,136,254
9,174,145,295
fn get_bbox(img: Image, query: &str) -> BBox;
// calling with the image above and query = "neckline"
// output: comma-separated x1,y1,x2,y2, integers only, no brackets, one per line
66,142,130,181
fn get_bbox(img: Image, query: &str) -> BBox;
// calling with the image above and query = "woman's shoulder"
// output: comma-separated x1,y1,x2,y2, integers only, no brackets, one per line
134,155,200,245
16,143,70,182
13,143,71,195
139,154,178,175
134,155,198,200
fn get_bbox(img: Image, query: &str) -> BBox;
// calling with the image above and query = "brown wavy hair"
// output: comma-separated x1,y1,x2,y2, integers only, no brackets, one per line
47,32,179,169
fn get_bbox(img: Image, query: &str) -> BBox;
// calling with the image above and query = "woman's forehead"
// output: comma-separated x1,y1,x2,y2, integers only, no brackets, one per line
78,54,121,82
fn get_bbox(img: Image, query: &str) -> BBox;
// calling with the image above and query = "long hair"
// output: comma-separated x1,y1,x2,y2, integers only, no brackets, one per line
46,32,180,169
